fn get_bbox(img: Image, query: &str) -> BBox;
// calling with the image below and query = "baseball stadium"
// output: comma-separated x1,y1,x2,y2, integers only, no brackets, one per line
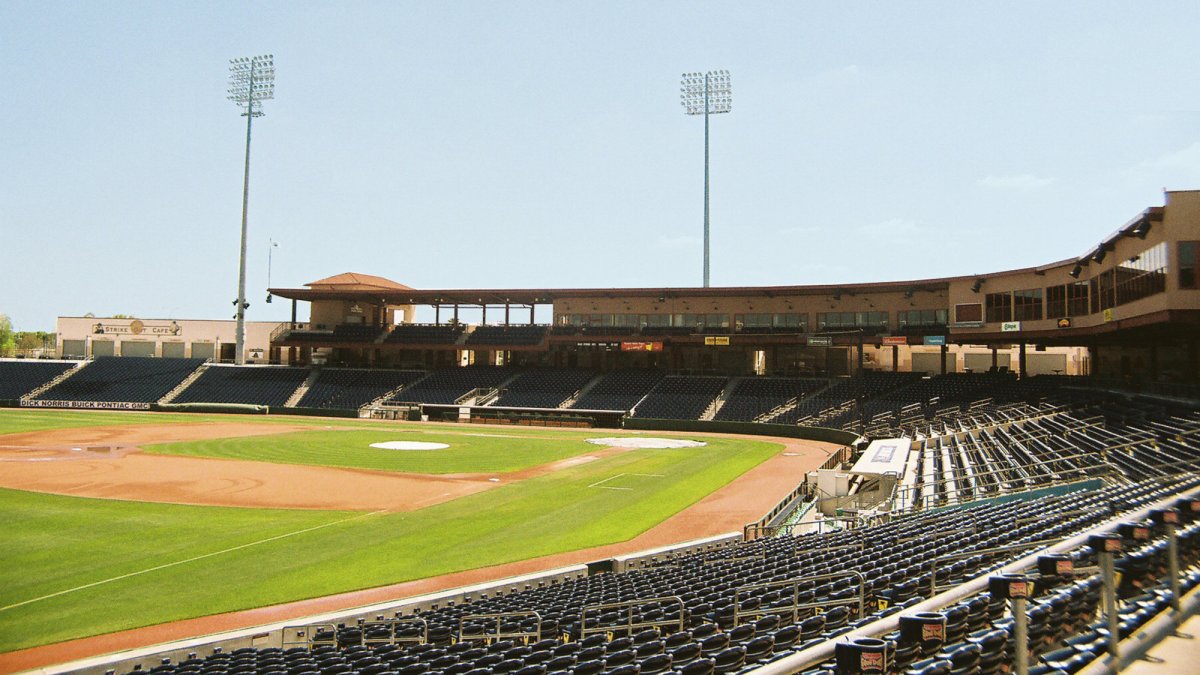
0,189,1198,675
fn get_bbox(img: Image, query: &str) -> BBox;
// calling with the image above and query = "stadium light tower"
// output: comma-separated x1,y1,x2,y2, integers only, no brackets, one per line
680,70,732,288
227,54,275,365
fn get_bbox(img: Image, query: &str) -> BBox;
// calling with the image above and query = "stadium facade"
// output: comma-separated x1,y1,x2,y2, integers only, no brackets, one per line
266,191,1200,384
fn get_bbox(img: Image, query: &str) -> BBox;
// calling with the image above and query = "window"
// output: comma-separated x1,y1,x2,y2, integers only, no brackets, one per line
1179,241,1198,289
985,292,1012,323
773,313,808,331
899,309,948,328
1048,282,1090,318
1012,289,1043,321
1114,242,1167,305
817,312,855,330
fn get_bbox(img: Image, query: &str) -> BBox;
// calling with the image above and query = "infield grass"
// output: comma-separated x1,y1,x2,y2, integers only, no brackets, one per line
143,428,605,474
0,411,783,653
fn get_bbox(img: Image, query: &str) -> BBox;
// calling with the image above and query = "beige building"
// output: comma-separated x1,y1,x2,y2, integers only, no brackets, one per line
57,317,284,363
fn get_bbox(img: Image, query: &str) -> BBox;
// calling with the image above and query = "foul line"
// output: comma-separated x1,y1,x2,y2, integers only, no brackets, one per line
0,510,387,613
587,473,666,490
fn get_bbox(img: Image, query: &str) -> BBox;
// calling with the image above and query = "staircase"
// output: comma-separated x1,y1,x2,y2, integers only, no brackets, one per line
22,361,88,402
701,378,741,421
559,373,603,409
284,368,321,408
159,362,211,404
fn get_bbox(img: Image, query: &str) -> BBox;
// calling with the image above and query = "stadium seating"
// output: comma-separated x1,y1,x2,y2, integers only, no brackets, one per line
286,324,385,343
0,360,75,400
384,367,514,405
298,369,426,410
33,357,205,404
466,325,549,347
490,369,597,409
631,376,728,420
129,476,1200,675
173,365,310,407
712,377,829,422
570,369,665,411
385,324,466,345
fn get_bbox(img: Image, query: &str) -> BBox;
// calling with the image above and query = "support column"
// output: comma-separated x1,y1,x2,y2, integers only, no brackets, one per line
891,344,899,372
1019,342,1027,378
482,305,487,325
435,305,440,325
1150,343,1160,382
504,304,510,326
940,344,948,375
991,346,998,370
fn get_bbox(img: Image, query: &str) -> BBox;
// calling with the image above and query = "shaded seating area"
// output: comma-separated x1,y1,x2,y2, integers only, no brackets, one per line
33,357,204,404
466,325,548,346
712,377,829,422
490,369,597,409
570,369,665,412
298,369,426,410
384,367,514,405
174,365,310,407
631,376,728,420
286,324,384,343
384,324,465,345
0,360,75,400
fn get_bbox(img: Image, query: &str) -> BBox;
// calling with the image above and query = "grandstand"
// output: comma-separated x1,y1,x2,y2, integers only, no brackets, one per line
7,191,1200,675
31,357,204,405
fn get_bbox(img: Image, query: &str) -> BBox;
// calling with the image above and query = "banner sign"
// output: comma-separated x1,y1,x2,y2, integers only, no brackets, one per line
881,336,907,346
1001,321,1021,332
923,335,947,346
703,336,731,346
620,341,664,352
807,336,833,347
21,400,151,411
92,319,182,336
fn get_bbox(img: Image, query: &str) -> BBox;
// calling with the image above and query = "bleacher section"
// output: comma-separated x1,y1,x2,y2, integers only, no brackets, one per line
765,371,922,426
0,360,75,400
712,377,829,422
491,369,597,409
287,324,385,343
297,369,426,410
33,357,204,404
385,367,514,405
113,477,1200,675
632,376,729,420
465,325,548,346
570,369,665,411
384,324,465,345
174,366,311,407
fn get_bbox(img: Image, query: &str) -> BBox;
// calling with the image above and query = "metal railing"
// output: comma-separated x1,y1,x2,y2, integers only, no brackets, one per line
732,571,866,626
282,622,337,650
579,596,685,639
457,611,542,644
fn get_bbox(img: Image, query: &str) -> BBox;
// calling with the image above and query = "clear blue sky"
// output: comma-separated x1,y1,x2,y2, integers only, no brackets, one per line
2,2,1198,331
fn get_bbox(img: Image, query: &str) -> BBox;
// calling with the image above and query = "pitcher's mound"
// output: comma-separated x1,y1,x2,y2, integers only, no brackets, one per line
586,437,707,449
370,441,450,451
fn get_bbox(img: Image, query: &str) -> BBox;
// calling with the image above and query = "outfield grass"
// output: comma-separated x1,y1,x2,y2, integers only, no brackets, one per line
143,428,608,474
0,411,783,653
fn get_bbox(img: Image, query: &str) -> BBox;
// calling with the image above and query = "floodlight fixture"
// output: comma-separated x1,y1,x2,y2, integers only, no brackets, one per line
680,70,732,288
227,54,275,364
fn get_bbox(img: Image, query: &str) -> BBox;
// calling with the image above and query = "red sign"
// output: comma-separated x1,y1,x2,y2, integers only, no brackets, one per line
881,336,908,346
620,341,663,352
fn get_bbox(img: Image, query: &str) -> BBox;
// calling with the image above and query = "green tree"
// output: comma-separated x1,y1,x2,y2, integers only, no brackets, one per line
0,314,14,357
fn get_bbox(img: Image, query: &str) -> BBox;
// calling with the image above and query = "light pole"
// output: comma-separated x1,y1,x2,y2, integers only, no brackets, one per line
266,238,278,304
227,54,275,365
680,70,732,288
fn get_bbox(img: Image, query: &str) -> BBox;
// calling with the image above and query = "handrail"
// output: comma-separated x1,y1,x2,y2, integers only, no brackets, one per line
579,596,685,639
282,622,337,650
926,538,1063,596
733,571,866,626
458,610,542,644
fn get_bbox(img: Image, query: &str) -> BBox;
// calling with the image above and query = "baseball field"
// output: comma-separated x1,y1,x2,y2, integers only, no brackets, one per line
0,409,829,662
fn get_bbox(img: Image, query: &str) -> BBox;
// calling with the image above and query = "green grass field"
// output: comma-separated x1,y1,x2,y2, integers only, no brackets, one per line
144,427,610,474
0,410,783,653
